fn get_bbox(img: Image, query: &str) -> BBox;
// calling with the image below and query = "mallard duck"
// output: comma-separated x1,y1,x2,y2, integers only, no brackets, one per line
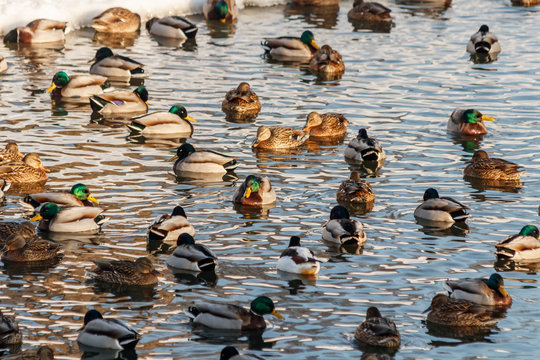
3,19,66,44
167,233,217,272
277,236,320,275
424,294,501,327
467,25,500,56
303,111,348,139
0,222,36,244
221,82,261,117
337,171,375,206
23,183,99,209
203,0,238,22
348,0,392,22
31,203,105,233
447,109,494,136
148,206,195,242
46,71,107,99
414,188,470,224
322,205,366,245
1,233,60,263
146,16,198,39
127,104,196,136
464,150,524,181
0,346,54,360
252,126,308,150
445,273,512,307
0,153,49,184
91,7,141,33
309,45,345,78
185,296,283,330
495,225,540,261
220,346,264,360
89,47,144,79
0,309,22,345
77,309,139,350
0,179,10,200
0,56,7,74
344,129,385,162
90,86,148,115
0,142,23,163
90,256,160,286
170,143,238,175
354,307,400,349
262,30,319,61
233,175,276,207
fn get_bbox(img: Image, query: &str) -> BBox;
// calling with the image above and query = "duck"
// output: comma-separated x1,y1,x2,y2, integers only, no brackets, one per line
148,206,195,242
0,309,22,345
0,180,10,200
91,7,141,33
0,346,54,360
221,82,261,117
414,188,470,224
30,203,106,233
354,307,400,349
309,45,345,78
127,104,196,136
302,111,348,139
447,109,494,136
3,19,66,44
146,16,198,39
0,233,60,263
467,25,500,56
0,153,49,184
322,205,366,245
277,236,320,275
445,273,512,307
170,143,238,175
23,183,99,210
344,128,385,163
464,150,524,181
90,86,148,115
167,233,218,272
252,126,308,150
0,56,7,74
233,175,276,207
424,294,501,327
0,222,36,244
203,0,238,23
89,47,144,79
46,71,108,99
77,309,139,350
185,296,283,330
0,142,23,163
220,346,264,360
348,0,392,23
90,256,160,286
262,30,319,60
337,171,375,206
495,225,540,261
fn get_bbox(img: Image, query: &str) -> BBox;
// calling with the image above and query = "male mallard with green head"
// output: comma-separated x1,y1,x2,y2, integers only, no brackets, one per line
445,273,512,307
414,188,470,224
77,309,139,350
495,225,540,261
203,0,238,22
90,86,148,115
148,205,195,242
31,203,105,233
24,183,99,209
262,30,319,61
146,16,198,39
89,47,144,80
167,233,218,272
233,175,276,207
128,104,196,136
322,205,366,245
170,143,238,175
447,109,494,136
47,71,108,99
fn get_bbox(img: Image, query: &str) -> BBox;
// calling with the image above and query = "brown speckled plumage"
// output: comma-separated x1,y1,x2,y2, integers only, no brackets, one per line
464,150,524,181
354,307,400,349
222,82,261,117
303,111,348,138
252,126,308,150
309,45,345,78
337,171,375,205
90,257,160,286
425,294,501,327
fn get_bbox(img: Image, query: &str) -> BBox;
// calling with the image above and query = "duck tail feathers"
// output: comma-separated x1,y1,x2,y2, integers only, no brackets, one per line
198,258,217,272
223,159,238,171
149,228,167,241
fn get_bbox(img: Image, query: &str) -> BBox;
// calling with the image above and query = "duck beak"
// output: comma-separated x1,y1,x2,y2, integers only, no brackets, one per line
185,115,197,123
46,83,56,93
422,306,431,314
169,154,178,161
88,57,96,64
302,127,309,132
252,141,260,148
244,187,252,198
271,309,284,319
499,285,509,297
152,269,163,276
220,18,226,23
42,166,50,172
30,214,43,221
87,195,99,204
481,115,494,122
78,324,86,331
311,40,319,50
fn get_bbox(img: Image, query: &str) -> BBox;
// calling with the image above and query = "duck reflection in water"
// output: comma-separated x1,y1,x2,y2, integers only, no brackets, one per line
394,0,452,19
284,3,339,30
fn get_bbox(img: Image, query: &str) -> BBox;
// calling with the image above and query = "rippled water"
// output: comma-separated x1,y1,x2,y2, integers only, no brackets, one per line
1,0,540,359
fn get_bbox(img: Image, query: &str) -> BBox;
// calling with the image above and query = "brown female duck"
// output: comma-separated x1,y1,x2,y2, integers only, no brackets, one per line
464,150,524,181
354,307,400,349
90,257,161,286
303,111,348,138
0,153,49,184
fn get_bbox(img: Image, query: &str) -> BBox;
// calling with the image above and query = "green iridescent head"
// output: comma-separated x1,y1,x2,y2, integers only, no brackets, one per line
70,183,98,203
52,71,70,87
486,273,508,296
300,31,318,50
243,175,260,198
463,109,494,124
215,0,230,20
169,104,196,122
250,296,283,319
133,86,149,103
38,203,61,220
519,225,540,239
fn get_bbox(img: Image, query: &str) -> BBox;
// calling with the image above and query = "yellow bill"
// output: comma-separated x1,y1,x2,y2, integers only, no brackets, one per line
87,195,99,204
46,83,57,93
169,154,178,162
30,214,43,221
271,309,284,319
481,115,494,122
244,187,252,198
186,115,197,123
311,40,319,50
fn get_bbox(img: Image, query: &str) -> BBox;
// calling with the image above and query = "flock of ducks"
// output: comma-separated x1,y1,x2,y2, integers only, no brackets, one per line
0,0,539,358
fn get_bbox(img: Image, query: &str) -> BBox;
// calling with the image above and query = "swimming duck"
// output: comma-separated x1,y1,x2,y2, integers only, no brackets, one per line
445,273,512,307
0,56,7,74
322,205,366,245
0,310,22,345
0,153,49,184
90,86,148,115
495,225,540,261
185,296,283,330
354,307,400,349
447,109,494,136
31,203,105,233
170,143,238,176
467,25,500,56
0,346,54,360
344,129,385,162
91,7,141,33
0,222,36,244
262,30,319,61
128,104,196,136
233,175,276,207
252,126,308,150
90,256,160,286
220,346,264,360
148,206,195,242
337,171,375,206
222,82,261,117
3,19,66,44
23,183,99,210
146,16,198,39
0,142,23,163
46,71,108,99
203,0,238,22
348,0,392,23
464,150,524,181
424,294,500,327
309,45,345,78
77,309,139,350
1,233,60,263
277,236,320,275
414,188,470,224
167,233,218,272
303,112,348,139
89,47,144,79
